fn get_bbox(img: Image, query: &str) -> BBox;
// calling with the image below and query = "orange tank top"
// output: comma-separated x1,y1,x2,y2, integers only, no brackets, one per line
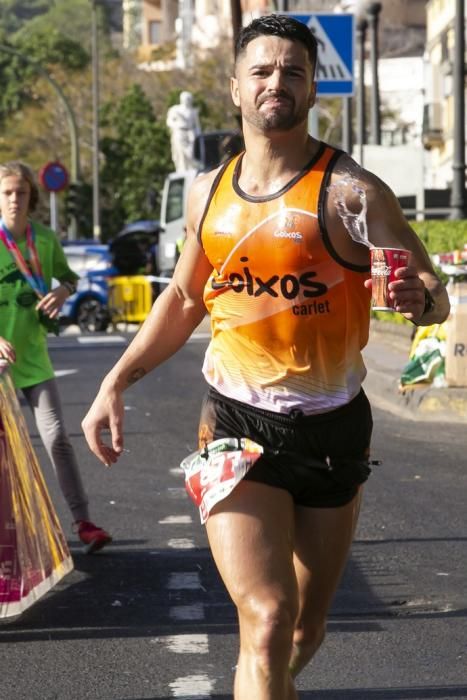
199,142,371,415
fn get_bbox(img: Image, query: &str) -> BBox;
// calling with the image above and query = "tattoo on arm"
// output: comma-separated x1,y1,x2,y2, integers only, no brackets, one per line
126,367,147,386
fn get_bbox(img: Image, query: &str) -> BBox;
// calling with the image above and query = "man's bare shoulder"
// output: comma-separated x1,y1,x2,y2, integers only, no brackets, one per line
329,152,391,197
187,165,225,229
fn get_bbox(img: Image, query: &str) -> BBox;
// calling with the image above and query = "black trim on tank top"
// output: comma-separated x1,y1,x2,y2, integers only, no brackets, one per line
196,157,236,246
318,149,370,273
232,141,326,203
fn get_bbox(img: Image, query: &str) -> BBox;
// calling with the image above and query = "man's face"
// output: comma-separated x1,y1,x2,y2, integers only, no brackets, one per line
231,35,316,133
0,175,31,228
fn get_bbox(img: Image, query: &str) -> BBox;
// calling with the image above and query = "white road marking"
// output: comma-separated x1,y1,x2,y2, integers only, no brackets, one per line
168,538,196,549
170,604,204,621
170,673,214,697
54,369,78,377
164,634,209,654
77,335,127,344
159,515,192,525
167,487,187,499
168,572,202,590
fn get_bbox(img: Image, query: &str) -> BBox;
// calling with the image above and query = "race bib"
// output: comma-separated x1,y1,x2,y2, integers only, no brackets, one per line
180,437,264,523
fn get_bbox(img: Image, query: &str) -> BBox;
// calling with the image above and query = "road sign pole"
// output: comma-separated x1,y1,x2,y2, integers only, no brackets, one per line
342,96,353,154
39,161,69,237
50,192,58,233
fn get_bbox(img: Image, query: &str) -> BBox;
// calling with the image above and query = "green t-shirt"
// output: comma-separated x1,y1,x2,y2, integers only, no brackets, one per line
0,220,79,389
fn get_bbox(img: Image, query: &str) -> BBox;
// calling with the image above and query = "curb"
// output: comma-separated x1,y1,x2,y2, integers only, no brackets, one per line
366,320,467,424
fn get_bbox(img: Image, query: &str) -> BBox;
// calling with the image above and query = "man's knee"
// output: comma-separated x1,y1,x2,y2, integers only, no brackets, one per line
290,621,326,676
239,597,298,658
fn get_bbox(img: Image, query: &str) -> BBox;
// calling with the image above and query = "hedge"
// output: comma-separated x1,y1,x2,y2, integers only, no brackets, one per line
410,219,467,254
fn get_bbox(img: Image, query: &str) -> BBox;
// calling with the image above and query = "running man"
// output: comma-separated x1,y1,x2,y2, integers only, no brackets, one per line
82,15,449,699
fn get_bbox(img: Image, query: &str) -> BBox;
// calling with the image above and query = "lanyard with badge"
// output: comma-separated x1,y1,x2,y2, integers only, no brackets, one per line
0,219,59,334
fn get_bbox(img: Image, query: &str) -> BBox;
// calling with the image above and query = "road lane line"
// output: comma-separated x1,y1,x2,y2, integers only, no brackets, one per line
169,604,204,621
77,336,127,344
159,515,192,524
164,634,209,654
169,673,214,697
168,572,202,590
167,538,196,549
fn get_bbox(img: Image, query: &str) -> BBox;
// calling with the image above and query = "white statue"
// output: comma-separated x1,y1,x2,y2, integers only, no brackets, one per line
166,91,201,172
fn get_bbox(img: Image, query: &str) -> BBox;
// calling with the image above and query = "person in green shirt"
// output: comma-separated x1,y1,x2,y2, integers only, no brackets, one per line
0,160,111,553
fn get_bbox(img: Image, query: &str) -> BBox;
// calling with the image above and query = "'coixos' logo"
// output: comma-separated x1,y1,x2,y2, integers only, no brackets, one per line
211,257,327,299
273,230,303,240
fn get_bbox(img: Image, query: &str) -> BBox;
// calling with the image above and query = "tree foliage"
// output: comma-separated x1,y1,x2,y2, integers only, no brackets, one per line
99,84,172,238
0,3,240,237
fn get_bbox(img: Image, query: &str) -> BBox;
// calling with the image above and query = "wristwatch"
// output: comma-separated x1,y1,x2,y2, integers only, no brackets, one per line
61,280,77,296
412,287,435,326
422,287,435,315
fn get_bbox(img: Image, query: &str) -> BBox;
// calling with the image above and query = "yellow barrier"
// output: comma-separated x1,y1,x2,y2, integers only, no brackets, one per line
108,276,154,324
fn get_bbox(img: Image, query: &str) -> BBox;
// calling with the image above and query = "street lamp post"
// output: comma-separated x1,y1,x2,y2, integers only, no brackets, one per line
367,2,382,145
230,0,242,47
356,18,368,165
91,0,101,241
450,0,466,219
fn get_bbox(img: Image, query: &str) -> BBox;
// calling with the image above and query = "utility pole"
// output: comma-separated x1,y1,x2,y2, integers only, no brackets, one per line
177,0,194,69
367,2,382,145
450,0,466,219
91,0,101,241
230,0,242,48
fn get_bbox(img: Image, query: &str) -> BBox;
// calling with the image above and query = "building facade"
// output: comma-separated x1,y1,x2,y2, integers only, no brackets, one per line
423,0,467,189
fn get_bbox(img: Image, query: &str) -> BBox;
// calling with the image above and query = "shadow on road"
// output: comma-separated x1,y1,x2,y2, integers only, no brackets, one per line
1,537,465,644
124,685,467,699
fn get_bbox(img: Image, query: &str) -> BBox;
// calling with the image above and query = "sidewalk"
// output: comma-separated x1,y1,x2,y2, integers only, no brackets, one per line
364,319,467,424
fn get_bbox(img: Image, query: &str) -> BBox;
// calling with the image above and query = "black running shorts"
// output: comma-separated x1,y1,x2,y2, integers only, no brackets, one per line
198,387,373,508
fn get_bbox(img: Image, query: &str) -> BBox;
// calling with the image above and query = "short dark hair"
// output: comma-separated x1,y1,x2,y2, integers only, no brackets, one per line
234,14,318,75
0,161,39,212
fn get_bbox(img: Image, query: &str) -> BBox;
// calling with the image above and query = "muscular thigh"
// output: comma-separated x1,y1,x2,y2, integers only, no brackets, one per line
293,490,363,623
205,480,298,609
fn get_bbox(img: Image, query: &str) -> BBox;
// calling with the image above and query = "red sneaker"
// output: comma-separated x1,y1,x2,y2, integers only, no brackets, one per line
75,520,112,554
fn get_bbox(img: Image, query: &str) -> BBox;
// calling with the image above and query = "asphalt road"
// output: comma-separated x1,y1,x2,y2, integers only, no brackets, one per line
0,331,466,700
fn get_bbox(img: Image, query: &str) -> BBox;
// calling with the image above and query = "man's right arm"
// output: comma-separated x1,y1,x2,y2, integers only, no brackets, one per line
82,174,215,466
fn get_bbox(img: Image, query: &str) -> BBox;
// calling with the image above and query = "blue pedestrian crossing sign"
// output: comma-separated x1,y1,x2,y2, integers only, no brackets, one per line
291,13,355,96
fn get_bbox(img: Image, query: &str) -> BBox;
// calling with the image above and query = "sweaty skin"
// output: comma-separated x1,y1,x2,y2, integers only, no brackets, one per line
82,20,450,700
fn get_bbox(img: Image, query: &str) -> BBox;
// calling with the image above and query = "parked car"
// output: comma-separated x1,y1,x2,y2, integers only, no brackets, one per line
59,241,118,332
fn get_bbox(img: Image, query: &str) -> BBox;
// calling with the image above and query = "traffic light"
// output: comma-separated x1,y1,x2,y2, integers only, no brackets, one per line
65,181,92,236
65,181,80,223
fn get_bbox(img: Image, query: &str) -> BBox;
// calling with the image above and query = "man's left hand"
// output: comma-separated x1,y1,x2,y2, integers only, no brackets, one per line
365,265,426,323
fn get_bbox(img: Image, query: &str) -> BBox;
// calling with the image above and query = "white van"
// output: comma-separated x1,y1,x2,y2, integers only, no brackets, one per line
158,169,197,276
158,130,243,276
